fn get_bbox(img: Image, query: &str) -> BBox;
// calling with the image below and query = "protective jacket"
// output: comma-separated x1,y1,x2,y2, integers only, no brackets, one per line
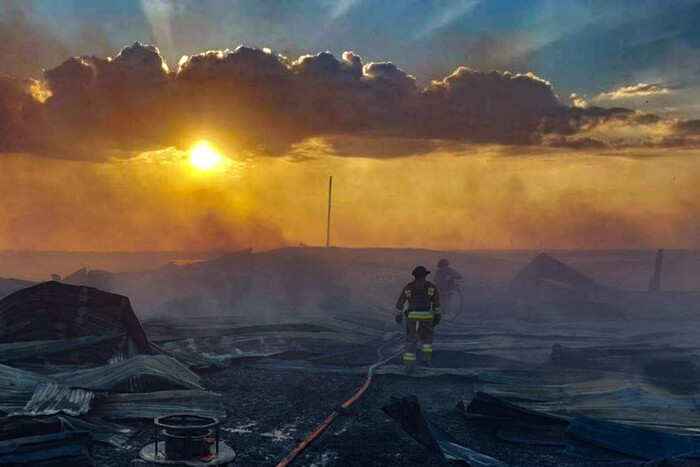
395,280,441,321
434,266,462,292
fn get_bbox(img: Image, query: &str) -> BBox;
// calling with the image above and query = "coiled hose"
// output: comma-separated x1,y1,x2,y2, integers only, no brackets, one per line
275,346,401,466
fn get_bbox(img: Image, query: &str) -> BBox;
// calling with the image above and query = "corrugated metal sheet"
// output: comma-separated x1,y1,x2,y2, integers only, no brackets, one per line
94,389,226,420
54,354,203,391
0,430,93,466
0,335,122,363
0,281,155,358
20,382,94,417
0,355,218,421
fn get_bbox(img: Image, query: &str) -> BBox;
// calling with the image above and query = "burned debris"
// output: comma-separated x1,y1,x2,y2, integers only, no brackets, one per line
0,281,225,466
0,248,699,466
383,395,509,466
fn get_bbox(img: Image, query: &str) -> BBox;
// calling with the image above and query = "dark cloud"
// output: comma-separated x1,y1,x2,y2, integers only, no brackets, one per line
315,135,459,159
676,119,700,135
417,67,561,144
0,77,43,151
37,43,171,157
0,42,699,159
425,67,559,111
544,136,608,150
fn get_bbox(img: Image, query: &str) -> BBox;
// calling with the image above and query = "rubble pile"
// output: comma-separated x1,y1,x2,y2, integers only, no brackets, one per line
0,281,224,466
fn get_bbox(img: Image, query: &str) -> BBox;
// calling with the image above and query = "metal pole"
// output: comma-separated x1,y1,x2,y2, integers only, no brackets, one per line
326,176,333,247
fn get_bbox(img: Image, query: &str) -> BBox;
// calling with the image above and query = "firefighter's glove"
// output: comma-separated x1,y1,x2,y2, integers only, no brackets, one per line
433,314,441,326
395,311,403,324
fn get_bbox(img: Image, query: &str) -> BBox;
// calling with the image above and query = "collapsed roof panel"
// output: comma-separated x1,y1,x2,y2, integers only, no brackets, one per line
383,395,509,467
0,415,137,449
0,335,121,364
0,284,224,436
566,416,700,461
20,382,94,417
510,253,615,302
473,367,700,435
53,354,203,392
0,282,156,372
462,392,570,447
0,431,93,467
93,389,226,420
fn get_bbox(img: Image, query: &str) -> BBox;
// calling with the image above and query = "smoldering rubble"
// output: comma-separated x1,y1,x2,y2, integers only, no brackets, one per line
1,248,700,466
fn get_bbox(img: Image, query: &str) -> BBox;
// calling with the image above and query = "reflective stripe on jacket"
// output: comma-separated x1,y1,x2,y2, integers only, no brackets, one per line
395,280,441,316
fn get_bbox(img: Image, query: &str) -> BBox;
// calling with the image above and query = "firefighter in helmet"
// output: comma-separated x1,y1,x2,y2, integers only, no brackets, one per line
434,258,462,317
394,266,441,371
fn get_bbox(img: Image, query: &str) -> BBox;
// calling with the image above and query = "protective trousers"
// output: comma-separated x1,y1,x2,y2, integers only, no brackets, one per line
403,318,434,368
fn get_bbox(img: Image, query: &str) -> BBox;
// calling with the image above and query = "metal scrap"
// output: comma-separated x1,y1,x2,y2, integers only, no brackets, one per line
383,395,509,467
0,430,93,466
461,392,570,447
20,382,94,417
94,390,226,420
566,416,700,462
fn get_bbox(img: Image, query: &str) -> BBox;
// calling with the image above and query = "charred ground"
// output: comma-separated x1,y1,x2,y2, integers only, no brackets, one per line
2,247,700,466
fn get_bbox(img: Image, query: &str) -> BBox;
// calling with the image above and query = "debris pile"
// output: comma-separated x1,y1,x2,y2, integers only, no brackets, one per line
0,281,224,466
385,392,700,466
510,252,613,302
383,395,508,466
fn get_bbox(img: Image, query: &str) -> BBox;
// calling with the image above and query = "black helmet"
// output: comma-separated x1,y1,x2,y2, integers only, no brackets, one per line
412,265,430,277
438,258,449,268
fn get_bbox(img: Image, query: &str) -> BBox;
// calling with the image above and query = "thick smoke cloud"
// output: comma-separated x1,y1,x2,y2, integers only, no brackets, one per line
0,42,698,160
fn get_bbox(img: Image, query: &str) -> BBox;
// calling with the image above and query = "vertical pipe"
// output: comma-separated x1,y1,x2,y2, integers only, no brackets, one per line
650,248,664,291
326,176,333,248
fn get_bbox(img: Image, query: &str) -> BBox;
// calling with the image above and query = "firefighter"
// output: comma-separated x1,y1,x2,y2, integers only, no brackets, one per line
394,266,441,372
434,259,462,317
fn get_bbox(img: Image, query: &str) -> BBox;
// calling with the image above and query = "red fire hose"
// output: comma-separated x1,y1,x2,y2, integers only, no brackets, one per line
275,349,401,467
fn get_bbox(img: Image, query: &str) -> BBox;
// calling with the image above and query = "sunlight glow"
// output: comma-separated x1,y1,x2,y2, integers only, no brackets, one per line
189,141,222,170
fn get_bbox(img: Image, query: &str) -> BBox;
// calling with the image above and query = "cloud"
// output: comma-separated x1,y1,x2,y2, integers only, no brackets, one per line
0,77,44,152
570,93,588,108
419,67,561,145
544,135,607,150
675,119,700,135
0,1,68,77
1,42,699,160
425,67,558,110
596,83,672,101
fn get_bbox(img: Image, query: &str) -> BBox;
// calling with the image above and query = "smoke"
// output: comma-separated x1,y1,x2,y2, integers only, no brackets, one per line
140,0,183,58
0,42,699,251
2,143,700,251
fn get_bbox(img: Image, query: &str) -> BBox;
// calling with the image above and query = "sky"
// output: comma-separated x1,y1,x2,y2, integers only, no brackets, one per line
1,0,700,251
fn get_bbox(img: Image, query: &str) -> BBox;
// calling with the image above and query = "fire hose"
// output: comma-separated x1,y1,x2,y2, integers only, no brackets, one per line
275,345,401,467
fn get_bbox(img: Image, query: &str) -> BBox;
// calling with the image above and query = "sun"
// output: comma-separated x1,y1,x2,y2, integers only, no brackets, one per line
189,141,222,170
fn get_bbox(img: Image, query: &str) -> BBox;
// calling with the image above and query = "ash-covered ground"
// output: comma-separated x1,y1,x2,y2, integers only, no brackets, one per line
94,366,569,467
4,247,700,466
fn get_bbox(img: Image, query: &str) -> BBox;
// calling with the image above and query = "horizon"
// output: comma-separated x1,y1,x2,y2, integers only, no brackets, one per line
3,1,700,250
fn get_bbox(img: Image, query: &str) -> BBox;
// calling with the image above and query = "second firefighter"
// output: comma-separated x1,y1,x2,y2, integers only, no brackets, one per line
394,265,441,371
